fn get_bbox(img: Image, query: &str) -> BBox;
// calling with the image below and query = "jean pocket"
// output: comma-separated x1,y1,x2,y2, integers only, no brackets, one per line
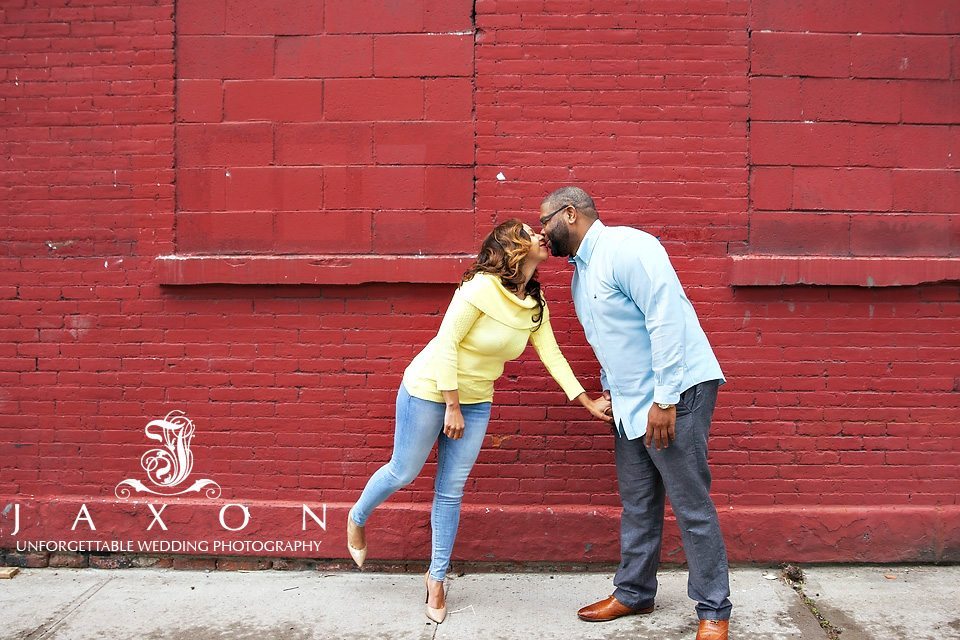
675,384,698,416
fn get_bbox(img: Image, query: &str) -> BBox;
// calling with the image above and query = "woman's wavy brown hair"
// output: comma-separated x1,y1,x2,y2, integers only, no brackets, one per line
461,219,545,330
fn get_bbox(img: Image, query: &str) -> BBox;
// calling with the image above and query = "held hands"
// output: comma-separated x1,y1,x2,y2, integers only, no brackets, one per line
577,392,614,424
580,390,678,446
644,404,677,449
443,404,465,439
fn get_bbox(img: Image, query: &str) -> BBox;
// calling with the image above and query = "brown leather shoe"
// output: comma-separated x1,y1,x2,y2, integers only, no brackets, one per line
696,619,729,640
577,595,654,622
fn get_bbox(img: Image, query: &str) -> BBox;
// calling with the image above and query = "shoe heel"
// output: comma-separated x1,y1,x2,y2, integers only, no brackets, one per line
346,507,366,569
424,572,447,624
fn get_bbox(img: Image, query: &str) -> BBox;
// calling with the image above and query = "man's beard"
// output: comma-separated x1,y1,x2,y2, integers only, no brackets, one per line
547,225,573,257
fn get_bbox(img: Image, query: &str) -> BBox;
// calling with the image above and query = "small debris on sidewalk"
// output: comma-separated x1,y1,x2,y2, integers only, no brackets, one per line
0,567,20,579
781,564,804,583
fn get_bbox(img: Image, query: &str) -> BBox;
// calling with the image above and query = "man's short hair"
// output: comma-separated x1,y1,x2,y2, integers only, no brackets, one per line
541,186,599,219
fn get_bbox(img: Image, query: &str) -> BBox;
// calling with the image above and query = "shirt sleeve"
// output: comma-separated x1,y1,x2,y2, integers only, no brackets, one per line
433,290,482,392
529,304,586,401
614,240,686,405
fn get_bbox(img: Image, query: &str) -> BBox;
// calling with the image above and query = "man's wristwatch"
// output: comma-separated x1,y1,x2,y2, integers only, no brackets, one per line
656,402,674,410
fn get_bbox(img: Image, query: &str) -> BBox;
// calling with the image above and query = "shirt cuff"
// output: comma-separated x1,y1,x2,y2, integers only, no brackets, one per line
562,381,586,402
653,385,681,405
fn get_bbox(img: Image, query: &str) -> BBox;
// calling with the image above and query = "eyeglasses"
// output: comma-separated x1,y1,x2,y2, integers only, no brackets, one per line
539,203,570,227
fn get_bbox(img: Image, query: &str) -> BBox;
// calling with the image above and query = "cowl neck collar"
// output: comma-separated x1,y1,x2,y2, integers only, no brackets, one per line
458,273,543,330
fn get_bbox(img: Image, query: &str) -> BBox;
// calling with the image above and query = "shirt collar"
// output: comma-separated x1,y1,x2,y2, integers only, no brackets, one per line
569,219,605,266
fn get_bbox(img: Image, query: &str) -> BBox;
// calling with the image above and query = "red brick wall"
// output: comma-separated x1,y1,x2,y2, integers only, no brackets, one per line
2,0,958,565
0,0,177,487
749,0,959,256
175,0,476,256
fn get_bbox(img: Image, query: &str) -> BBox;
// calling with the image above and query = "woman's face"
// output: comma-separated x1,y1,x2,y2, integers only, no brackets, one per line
520,223,549,265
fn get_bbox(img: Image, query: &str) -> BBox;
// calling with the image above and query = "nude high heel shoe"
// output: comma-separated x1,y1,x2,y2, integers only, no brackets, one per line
424,571,447,623
346,507,366,568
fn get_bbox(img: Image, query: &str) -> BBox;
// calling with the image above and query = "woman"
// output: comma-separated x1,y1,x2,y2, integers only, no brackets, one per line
346,220,611,623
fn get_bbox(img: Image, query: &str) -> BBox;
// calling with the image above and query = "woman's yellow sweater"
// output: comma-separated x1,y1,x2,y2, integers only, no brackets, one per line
402,273,586,405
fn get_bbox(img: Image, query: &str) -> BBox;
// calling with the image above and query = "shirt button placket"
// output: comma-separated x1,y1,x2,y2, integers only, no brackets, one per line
584,269,613,392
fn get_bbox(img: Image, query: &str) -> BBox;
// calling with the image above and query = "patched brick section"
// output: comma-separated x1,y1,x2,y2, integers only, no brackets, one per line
216,557,272,571
3,553,49,568
174,0,476,256
172,557,217,571
475,0,747,508
48,553,90,569
748,0,960,258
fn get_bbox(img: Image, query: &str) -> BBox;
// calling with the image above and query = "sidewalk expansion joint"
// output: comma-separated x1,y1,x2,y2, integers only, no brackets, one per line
20,576,114,640
780,564,843,640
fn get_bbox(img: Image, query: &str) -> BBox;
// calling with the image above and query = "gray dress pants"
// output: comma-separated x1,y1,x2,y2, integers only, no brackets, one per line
612,379,732,621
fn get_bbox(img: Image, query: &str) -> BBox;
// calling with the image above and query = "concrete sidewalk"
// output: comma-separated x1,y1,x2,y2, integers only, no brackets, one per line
1,566,957,639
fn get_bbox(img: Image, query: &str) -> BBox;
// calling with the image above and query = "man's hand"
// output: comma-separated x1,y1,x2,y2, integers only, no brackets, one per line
644,404,676,449
444,405,465,439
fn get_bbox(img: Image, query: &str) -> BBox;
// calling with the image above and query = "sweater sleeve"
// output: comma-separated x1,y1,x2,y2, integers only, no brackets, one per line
529,306,586,401
433,290,482,392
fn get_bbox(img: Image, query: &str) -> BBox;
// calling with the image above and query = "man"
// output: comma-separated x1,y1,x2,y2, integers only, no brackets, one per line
538,186,731,640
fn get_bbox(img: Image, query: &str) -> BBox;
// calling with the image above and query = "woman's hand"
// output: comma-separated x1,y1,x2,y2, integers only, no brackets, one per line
440,390,465,439
444,404,465,439
577,393,614,424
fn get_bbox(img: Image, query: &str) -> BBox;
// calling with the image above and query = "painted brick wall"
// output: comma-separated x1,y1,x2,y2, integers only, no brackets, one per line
0,0,177,483
749,0,959,256
1,0,958,566
175,0,477,256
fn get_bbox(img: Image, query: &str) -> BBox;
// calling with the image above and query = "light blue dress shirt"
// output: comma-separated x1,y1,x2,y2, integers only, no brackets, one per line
570,220,725,440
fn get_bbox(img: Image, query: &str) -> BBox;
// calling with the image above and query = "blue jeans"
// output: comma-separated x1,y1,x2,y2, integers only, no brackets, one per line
351,384,492,580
